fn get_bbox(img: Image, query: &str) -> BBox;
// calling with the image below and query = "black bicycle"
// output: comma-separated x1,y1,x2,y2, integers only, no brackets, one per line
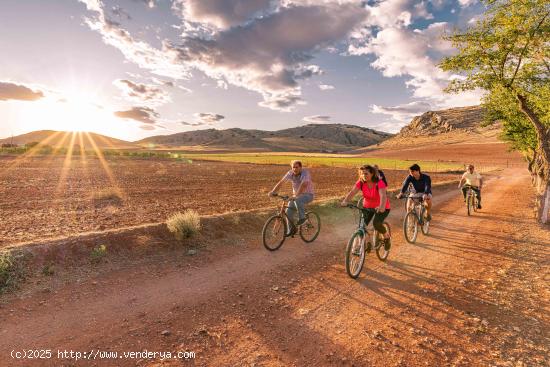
262,194,321,251
400,193,430,244
463,185,480,216
343,204,391,279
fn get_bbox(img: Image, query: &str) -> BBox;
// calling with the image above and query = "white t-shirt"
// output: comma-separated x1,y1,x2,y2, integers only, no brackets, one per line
462,171,482,187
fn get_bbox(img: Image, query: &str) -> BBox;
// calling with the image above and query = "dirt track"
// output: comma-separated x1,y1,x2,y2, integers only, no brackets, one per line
0,170,548,366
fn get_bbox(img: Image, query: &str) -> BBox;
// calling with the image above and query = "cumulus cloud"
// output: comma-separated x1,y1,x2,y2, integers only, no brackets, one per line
0,81,45,101
371,101,433,122
113,79,170,106
78,0,189,79
348,0,482,112
167,2,366,110
114,106,159,124
175,0,273,29
303,115,331,123
194,112,225,124
319,84,334,91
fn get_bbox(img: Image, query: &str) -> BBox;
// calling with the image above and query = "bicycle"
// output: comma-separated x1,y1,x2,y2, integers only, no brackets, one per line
400,193,430,244
463,185,479,216
262,194,321,251
343,204,391,279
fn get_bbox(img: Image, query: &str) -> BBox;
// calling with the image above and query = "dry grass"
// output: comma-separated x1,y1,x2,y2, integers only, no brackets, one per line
167,210,202,241
0,251,24,293
91,189,123,206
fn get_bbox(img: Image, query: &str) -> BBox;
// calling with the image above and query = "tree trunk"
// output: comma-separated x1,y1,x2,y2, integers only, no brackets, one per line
516,94,550,223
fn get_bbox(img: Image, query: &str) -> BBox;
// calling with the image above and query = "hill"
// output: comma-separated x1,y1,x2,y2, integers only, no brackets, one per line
0,130,138,150
139,124,392,152
358,106,523,166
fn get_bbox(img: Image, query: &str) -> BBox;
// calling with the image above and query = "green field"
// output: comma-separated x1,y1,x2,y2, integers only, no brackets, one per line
178,153,468,172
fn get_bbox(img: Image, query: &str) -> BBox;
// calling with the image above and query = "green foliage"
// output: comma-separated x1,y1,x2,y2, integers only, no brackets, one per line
90,244,107,264
440,0,550,154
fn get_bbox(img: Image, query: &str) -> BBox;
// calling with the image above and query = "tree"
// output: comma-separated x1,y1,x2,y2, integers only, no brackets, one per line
440,0,550,223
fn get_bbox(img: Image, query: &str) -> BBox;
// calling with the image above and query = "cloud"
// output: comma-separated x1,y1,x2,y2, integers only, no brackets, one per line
111,6,131,20
371,101,433,122
0,81,45,101
348,2,482,110
167,2,366,110
194,112,225,124
114,106,159,124
319,84,334,91
113,79,170,106
78,0,189,79
133,0,156,8
457,0,476,7
175,0,273,29
303,115,331,123
180,121,203,126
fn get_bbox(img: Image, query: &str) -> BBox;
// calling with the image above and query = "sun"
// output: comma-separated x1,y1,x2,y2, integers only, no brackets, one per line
18,90,123,135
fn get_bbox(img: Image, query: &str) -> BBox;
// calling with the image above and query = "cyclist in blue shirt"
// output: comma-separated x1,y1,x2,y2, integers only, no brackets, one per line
396,164,433,221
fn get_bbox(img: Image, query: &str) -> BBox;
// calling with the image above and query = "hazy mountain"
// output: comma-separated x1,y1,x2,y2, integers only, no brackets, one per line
139,124,393,152
0,130,139,150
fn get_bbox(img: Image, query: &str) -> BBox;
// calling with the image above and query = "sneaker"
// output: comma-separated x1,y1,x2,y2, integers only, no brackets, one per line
477,204,482,209
296,218,307,226
365,241,372,254
384,238,392,251
426,214,432,222
286,226,297,237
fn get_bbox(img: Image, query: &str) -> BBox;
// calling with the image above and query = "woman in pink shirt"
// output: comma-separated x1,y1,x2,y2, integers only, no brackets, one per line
341,165,391,249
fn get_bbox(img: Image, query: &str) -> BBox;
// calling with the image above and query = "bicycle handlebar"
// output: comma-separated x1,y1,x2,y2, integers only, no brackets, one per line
269,193,290,201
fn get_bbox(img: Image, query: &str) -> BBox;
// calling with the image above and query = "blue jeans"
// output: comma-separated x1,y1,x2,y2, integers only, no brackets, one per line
286,193,314,223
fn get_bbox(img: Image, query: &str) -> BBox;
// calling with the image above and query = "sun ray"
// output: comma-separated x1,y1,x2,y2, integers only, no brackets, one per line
84,132,124,197
55,132,77,197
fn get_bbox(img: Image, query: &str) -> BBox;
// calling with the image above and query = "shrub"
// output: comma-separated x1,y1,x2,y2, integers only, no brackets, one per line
0,252,22,293
90,245,107,263
167,210,201,241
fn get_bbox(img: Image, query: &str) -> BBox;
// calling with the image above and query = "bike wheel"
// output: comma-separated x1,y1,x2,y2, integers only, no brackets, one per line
467,194,473,216
345,232,366,279
299,211,321,243
262,215,287,251
403,211,418,244
375,222,391,261
473,195,478,212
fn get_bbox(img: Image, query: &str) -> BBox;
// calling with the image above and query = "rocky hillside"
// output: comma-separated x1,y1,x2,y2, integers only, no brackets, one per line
378,105,502,148
139,124,392,152
398,106,485,137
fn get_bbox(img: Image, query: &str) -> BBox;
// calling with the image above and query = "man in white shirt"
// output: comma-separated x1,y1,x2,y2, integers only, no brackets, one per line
458,164,483,209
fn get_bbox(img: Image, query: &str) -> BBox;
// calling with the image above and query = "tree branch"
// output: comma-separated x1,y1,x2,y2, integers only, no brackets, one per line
509,11,550,85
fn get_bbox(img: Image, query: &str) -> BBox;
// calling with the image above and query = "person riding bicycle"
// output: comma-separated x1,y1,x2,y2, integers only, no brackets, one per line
396,164,433,221
269,160,314,232
373,164,388,186
458,164,482,209
341,165,391,249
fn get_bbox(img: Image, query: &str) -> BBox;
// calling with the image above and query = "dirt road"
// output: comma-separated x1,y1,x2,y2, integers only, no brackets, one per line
0,170,548,366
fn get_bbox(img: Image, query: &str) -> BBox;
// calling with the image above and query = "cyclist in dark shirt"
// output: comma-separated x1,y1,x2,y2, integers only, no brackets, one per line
396,164,433,221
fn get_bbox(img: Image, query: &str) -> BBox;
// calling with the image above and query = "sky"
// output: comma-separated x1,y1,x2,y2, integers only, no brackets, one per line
0,0,485,141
